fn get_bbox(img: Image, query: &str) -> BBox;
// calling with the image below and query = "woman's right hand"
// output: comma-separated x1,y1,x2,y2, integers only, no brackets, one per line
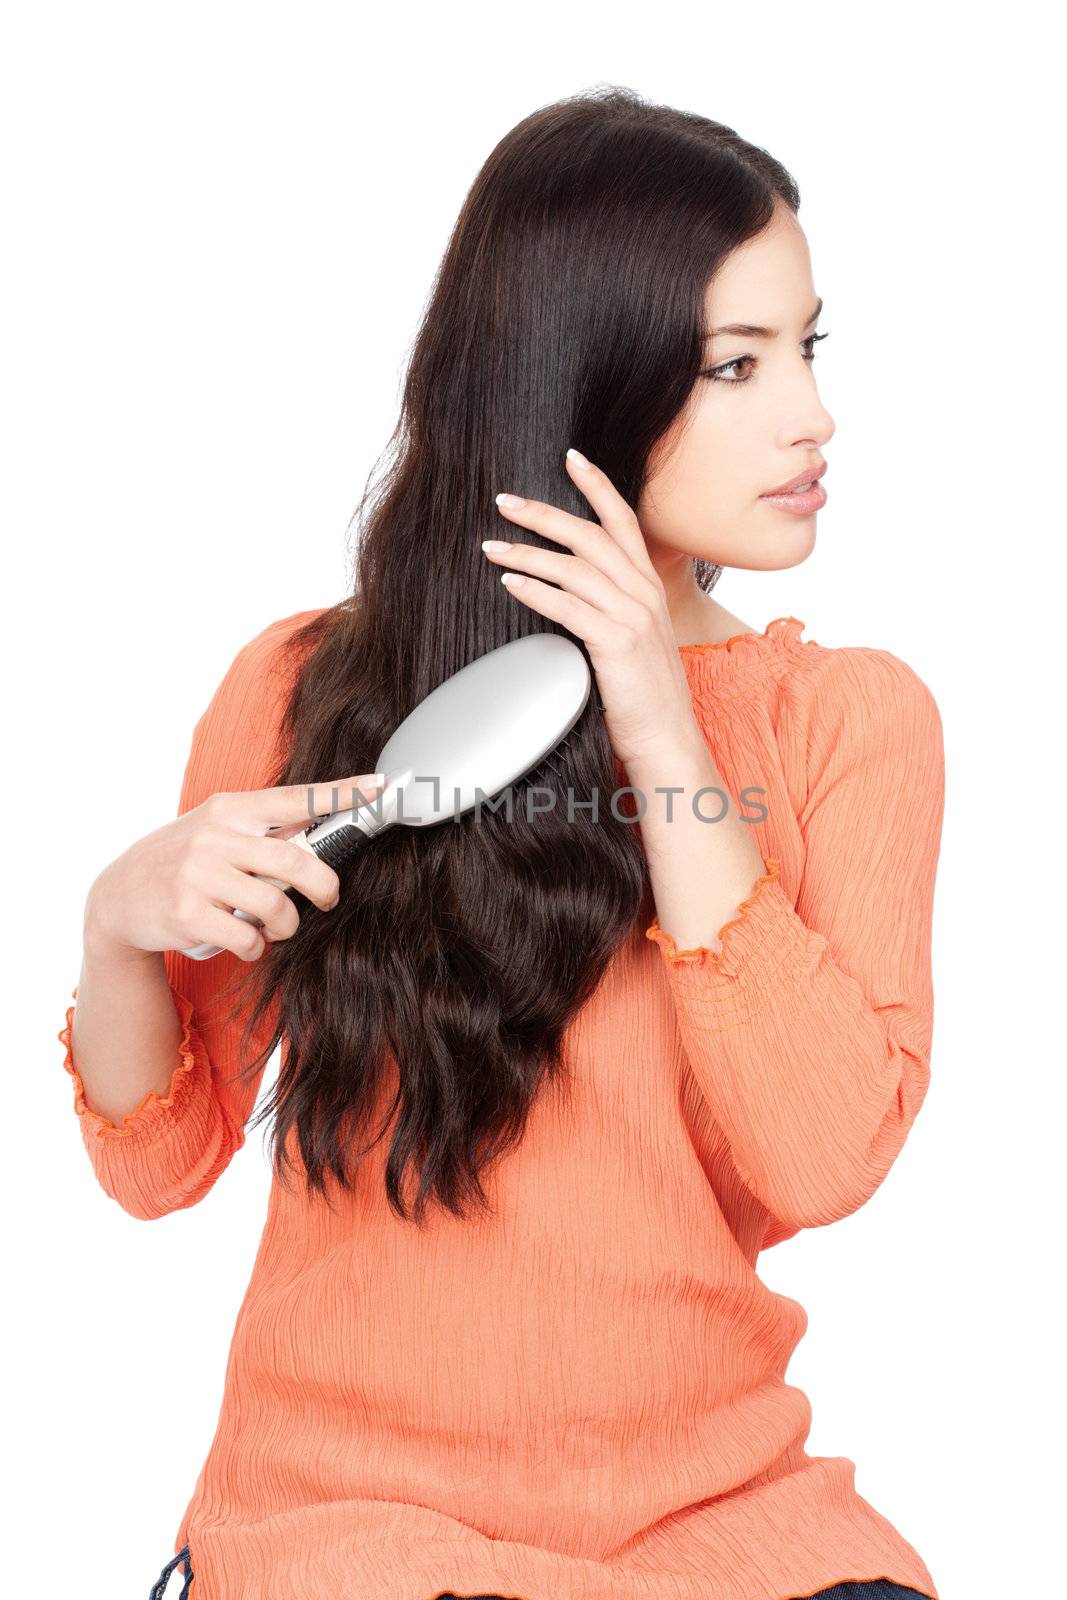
83,775,386,964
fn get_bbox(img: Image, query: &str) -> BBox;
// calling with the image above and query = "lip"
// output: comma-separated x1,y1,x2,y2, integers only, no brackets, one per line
758,478,827,516
760,461,827,497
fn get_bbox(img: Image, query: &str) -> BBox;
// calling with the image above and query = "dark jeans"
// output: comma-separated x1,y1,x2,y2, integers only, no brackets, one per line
148,1544,193,1599
434,1588,932,1599
150,1545,931,1600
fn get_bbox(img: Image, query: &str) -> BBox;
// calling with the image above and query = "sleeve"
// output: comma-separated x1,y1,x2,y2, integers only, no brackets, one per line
57,608,325,1220
645,646,945,1241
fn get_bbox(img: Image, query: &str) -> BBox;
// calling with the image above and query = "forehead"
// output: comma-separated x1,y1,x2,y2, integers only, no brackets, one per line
703,209,816,328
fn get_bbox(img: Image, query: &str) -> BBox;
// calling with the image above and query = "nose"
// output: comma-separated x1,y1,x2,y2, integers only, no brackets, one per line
789,393,835,453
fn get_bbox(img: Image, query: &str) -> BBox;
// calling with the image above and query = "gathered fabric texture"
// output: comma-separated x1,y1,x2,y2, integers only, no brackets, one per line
64,611,946,1600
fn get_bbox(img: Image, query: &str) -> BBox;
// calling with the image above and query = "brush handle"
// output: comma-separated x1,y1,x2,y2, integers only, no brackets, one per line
180,802,385,961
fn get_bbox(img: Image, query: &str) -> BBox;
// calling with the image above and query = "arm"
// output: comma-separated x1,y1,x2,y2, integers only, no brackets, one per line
57,610,322,1219
643,647,946,1239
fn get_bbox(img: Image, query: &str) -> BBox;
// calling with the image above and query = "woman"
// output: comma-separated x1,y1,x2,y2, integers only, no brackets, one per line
60,87,944,1600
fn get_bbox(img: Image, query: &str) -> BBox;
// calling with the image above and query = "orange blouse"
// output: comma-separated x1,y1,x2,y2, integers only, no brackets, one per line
58,612,946,1600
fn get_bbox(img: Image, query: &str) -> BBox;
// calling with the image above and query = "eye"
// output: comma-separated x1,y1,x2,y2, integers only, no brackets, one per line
702,354,756,384
700,330,830,386
802,330,829,363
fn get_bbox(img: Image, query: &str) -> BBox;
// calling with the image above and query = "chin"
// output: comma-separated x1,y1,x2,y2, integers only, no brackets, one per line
727,525,817,572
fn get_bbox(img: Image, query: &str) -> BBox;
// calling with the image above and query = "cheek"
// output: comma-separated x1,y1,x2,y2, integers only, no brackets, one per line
694,392,767,499
672,407,750,509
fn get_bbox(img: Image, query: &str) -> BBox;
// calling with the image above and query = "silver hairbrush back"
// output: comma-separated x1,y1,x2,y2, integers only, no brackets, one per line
181,632,591,959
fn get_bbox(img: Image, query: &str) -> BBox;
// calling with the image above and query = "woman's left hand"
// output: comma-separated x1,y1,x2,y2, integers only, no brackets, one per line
482,449,703,771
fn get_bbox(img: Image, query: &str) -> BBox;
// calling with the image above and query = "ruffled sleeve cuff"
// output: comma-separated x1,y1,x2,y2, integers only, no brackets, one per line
57,983,204,1140
644,857,812,1028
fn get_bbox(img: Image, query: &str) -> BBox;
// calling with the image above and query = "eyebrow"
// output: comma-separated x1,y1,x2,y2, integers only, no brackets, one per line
705,297,823,341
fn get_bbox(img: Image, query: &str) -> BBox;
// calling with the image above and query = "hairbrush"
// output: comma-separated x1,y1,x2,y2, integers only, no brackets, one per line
181,632,591,959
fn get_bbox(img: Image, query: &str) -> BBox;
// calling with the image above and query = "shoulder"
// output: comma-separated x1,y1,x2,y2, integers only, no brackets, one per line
218,605,334,688
797,640,943,782
802,638,941,728
206,605,337,709
188,606,333,768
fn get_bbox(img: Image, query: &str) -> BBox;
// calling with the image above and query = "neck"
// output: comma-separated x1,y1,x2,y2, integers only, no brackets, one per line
649,550,737,648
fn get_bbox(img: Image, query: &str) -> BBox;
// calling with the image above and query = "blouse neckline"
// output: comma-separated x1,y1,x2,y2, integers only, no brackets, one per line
676,614,811,668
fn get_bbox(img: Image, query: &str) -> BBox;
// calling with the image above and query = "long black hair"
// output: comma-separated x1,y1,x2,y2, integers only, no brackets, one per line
217,86,800,1226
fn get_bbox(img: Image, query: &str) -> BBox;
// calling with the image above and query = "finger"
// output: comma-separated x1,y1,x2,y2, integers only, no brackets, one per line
497,571,631,655
265,818,320,841
491,499,659,608
194,903,268,964
212,864,303,942
563,448,658,575
484,541,651,635
227,834,341,910
221,774,385,831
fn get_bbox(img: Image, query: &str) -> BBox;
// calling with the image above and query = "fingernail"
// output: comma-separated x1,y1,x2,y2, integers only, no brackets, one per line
495,492,527,508
481,539,511,551
566,448,591,470
501,572,526,587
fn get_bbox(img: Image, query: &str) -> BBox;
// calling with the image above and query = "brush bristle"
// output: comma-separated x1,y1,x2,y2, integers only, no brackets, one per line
307,821,368,871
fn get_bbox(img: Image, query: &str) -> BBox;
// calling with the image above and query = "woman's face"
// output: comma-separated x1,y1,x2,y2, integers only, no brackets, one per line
638,200,836,581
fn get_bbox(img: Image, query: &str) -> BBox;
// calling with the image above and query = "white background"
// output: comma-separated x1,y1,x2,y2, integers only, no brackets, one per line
6,4,1063,1596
